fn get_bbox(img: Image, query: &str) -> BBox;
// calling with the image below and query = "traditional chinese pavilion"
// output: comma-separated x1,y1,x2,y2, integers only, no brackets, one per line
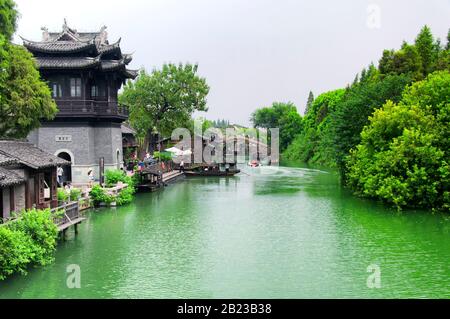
23,20,137,183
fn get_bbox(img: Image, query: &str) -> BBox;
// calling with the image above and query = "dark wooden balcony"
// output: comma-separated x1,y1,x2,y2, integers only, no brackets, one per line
54,99,129,120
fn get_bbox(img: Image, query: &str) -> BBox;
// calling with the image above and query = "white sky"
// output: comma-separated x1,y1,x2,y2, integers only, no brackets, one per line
13,0,450,126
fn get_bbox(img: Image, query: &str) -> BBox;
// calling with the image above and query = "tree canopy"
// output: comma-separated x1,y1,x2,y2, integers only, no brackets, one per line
251,102,303,151
0,0,57,138
347,71,450,211
304,91,314,115
119,63,210,152
279,25,450,211
0,0,17,40
283,89,345,166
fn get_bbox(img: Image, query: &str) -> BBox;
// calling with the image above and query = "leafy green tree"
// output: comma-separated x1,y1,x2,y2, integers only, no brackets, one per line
283,89,344,166
347,71,450,211
436,30,450,71
333,74,413,176
379,44,422,80
0,0,57,138
446,29,450,51
185,117,213,135
119,63,210,153
415,25,438,76
0,45,57,138
0,209,58,280
0,0,17,40
251,102,302,151
305,91,314,115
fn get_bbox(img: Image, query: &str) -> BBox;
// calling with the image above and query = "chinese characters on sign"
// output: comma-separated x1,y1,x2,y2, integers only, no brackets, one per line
55,135,72,142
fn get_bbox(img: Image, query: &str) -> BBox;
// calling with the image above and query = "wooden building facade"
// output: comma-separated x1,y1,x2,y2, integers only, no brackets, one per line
0,140,70,221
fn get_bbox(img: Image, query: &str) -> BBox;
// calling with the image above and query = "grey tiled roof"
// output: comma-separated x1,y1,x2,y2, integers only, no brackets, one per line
0,140,71,170
22,23,135,79
0,167,25,188
98,40,121,55
36,56,101,69
48,31,99,42
0,154,17,166
101,59,125,71
35,57,137,79
124,69,139,79
121,124,136,135
23,38,121,56
23,40,96,54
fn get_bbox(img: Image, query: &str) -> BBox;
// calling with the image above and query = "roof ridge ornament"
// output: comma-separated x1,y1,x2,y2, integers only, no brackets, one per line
99,25,108,45
41,27,50,42
63,18,69,32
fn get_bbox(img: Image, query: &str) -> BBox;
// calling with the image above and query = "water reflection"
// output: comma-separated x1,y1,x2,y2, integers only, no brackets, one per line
0,165,449,299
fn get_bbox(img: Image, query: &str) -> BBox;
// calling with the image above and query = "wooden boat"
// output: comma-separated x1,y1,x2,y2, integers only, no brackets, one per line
184,169,240,177
184,163,240,177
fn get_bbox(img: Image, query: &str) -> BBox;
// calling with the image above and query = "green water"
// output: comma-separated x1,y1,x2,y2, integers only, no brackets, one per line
0,165,449,299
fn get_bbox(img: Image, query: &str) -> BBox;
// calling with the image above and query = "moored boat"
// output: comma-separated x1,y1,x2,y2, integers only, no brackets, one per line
184,163,240,177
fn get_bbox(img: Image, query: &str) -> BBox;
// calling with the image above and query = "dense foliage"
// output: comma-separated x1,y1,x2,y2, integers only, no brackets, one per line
92,170,137,206
153,151,173,162
212,119,231,129
251,102,303,151
89,185,113,206
280,26,449,210
347,71,450,211
119,64,210,155
57,188,82,202
57,189,69,202
0,0,17,40
0,0,57,138
283,89,344,167
332,73,413,174
69,188,82,202
0,209,58,280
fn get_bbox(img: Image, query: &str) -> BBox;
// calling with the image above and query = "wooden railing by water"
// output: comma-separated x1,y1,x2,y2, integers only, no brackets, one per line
51,202,85,232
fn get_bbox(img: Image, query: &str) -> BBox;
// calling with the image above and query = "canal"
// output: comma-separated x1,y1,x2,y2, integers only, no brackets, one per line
0,164,449,298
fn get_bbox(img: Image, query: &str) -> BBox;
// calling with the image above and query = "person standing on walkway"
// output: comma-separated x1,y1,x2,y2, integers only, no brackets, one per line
180,160,185,173
88,168,95,187
57,166,64,187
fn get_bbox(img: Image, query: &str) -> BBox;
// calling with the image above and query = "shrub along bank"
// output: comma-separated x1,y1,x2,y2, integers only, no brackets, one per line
0,209,58,280
346,71,450,211
280,26,450,211
89,170,137,207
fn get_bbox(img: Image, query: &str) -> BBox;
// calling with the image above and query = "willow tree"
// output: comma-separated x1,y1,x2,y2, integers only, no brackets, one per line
0,0,57,138
119,63,210,154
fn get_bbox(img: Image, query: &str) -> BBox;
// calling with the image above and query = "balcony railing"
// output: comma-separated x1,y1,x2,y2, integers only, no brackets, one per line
54,99,129,118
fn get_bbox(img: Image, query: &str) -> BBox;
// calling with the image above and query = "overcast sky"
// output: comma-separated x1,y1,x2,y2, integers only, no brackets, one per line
13,0,450,126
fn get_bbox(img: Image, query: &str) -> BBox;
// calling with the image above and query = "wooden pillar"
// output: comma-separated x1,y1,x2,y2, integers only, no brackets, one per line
36,172,44,209
50,168,58,208
9,186,15,213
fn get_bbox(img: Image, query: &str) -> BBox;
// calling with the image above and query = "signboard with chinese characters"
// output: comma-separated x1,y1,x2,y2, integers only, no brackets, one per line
55,135,72,142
